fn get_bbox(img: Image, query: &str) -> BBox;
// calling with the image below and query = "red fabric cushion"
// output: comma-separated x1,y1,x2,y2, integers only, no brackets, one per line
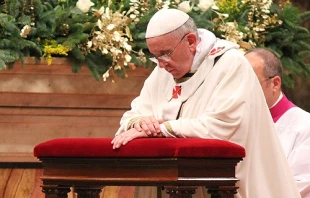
33,138,245,158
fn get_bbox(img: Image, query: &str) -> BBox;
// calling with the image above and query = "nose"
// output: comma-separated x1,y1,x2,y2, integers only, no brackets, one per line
158,60,169,68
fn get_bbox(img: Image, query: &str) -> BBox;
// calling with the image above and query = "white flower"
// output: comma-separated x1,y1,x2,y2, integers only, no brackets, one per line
107,24,115,30
95,32,105,41
123,43,132,51
105,7,110,19
211,5,219,10
93,6,105,17
97,6,105,15
102,69,110,81
113,31,121,42
125,54,132,62
102,48,109,54
76,0,94,13
114,65,121,70
130,14,137,19
110,47,122,55
178,1,192,13
20,25,31,38
222,13,229,18
97,19,103,30
87,41,93,48
198,0,214,12
162,1,171,9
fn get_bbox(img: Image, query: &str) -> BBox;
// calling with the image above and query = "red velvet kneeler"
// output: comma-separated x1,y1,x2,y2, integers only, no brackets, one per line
33,138,246,198
34,137,245,158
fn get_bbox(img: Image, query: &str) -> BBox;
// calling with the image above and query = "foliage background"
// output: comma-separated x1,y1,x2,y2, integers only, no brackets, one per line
0,0,310,88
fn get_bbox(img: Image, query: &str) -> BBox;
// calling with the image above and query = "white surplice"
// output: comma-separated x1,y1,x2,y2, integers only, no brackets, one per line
271,94,310,198
116,29,300,198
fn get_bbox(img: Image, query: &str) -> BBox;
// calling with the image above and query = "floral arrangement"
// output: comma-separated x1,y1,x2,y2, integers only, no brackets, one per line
0,0,309,87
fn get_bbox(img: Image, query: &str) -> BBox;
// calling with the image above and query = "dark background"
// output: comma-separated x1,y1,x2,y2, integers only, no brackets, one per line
282,0,310,112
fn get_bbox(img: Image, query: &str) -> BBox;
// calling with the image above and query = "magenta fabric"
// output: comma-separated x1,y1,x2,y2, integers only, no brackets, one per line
33,138,245,158
270,94,296,123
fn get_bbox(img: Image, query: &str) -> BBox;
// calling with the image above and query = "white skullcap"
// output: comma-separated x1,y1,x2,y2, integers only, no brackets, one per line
145,8,189,38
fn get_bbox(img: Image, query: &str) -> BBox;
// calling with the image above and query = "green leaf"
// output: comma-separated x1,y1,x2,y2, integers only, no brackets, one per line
299,11,310,22
70,59,83,73
295,40,310,51
17,15,32,26
0,59,7,70
298,51,310,60
3,22,20,36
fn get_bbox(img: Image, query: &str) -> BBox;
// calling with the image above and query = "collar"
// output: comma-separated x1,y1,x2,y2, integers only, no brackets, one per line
270,92,283,108
269,93,296,123
175,72,195,83
191,29,217,71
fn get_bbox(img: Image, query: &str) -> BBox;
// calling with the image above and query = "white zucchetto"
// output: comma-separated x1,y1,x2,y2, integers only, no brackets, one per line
145,9,189,39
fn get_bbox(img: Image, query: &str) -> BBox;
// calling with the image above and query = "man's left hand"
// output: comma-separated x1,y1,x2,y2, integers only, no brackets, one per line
111,128,148,149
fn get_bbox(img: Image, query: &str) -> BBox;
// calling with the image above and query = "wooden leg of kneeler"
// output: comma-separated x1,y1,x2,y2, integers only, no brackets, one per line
42,185,71,198
207,186,238,198
75,186,103,198
165,186,197,198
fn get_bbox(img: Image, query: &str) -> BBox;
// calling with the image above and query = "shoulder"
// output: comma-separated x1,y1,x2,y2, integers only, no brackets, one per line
208,39,240,58
286,107,310,120
209,43,252,74
207,40,249,65
284,107,310,134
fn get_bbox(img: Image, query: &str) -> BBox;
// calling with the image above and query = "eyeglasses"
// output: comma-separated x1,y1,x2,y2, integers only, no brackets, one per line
260,76,275,83
150,33,188,63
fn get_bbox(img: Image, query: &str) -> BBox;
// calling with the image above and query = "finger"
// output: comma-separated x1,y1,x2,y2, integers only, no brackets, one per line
114,138,124,149
112,136,125,149
134,122,142,132
123,136,133,146
112,138,120,149
142,118,157,134
150,117,158,123
146,122,157,134
152,121,161,133
111,136,118,146
140,122,151,135
149,117,161,133
114,143,121,149
113,141,118,149
111,137,117,144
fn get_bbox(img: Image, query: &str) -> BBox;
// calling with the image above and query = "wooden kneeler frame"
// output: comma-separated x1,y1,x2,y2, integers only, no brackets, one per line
34,138,245,198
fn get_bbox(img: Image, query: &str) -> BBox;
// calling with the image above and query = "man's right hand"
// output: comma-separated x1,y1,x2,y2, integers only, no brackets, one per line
134,116,163,136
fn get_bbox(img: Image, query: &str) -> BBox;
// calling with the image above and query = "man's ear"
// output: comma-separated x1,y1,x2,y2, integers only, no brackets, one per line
272,76,282,91
186,33,197,53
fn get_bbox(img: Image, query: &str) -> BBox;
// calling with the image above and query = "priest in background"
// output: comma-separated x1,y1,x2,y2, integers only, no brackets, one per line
246,48,310,198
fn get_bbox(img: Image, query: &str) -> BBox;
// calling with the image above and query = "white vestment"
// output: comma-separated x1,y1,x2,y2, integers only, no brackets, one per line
271,94,310,198
116,29,300,197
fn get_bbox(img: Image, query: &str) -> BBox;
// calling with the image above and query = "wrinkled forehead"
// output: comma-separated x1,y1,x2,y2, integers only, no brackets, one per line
146,34,175,52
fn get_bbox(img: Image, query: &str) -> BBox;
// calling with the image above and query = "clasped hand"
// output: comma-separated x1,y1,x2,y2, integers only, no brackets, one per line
111,116,163,149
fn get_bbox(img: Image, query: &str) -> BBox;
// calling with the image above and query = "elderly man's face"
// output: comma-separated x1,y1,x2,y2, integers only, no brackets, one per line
146,33,196,79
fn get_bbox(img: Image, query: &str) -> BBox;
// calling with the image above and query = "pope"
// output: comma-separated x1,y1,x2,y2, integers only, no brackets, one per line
112,8,301,198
